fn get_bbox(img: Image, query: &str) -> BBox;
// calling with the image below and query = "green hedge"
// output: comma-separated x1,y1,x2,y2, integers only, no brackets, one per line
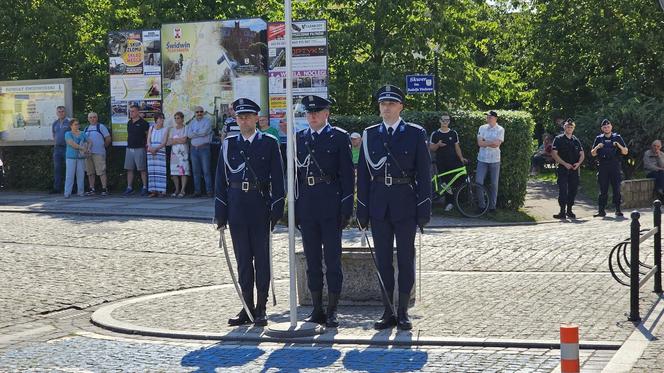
331,110,534,210
0,110,534,209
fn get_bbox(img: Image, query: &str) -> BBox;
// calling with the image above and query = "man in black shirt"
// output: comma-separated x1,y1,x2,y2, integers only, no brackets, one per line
551,119,584,219
123,104,150,196
429,113,467,211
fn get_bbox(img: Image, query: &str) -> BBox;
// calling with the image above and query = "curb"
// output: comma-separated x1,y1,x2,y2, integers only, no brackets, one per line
90,285,622,350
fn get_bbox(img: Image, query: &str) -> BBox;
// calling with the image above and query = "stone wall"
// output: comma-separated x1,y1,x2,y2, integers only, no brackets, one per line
621,178,655,209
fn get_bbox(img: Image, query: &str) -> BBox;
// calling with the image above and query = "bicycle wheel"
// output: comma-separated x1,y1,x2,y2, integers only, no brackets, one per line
455,182,489,218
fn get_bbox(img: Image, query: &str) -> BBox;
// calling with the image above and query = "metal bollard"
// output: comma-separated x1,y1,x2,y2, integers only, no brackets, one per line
560,324,580,373
629,211,641,322
654,200,662,294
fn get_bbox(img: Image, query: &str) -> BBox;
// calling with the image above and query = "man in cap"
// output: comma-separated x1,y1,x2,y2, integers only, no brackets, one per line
590,119,628,217
295,95,354,328
215,98,285,327
551,119,584,219
476,110,504,212
350,132,362,168
356,84,431,330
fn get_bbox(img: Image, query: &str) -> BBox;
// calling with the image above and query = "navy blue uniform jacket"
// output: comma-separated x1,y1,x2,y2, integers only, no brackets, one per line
356,120,432,223
214,132,285,225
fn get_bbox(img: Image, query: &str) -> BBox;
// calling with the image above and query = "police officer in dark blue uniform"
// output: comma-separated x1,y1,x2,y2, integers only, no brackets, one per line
295,95,354,328
591,119,628,217
215,98,285,327
356,84,432,330
551,119,584,219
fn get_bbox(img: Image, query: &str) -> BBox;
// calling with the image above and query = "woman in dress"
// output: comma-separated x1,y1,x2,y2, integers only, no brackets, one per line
146,112,168,197
167,111,190,197
63,119,90,198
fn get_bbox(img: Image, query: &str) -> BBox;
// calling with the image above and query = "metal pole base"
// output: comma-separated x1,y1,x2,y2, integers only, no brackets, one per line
265,321,325,338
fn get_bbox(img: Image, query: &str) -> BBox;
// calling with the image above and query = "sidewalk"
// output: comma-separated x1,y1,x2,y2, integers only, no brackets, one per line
0,179,586,227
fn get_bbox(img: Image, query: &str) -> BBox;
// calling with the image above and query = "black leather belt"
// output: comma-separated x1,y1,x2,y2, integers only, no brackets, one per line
303,175,335,186
374,176,413,186
230,181,267,192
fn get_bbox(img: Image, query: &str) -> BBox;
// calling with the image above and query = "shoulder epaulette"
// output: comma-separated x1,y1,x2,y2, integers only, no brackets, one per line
263,133,278,141
333,126,348,134
406,122,425,131
365,123,382,131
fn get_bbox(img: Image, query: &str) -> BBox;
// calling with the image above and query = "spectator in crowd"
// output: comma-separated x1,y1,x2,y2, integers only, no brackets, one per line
221,106,239,140
51,106,70,194
146,112,168,197
643,139,664,197
124,105,150,196
258,115,279,139
63,119,90,198
83,112,111,196
0,153,5,189
350,132,362,167
430,113,468,211
187,105,213,197
591,119,628,217
529,133,554,175
476,110,504,212
168,111,190,198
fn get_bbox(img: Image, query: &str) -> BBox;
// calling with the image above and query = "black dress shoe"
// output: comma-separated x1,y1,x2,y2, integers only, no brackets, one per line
325,292,340,328
615,209,624,217
396,293,412,330
594,210,606,217
254,292,268,326
374,308,397,330
553,212,566,219
305,291,327,325
228,308,253,326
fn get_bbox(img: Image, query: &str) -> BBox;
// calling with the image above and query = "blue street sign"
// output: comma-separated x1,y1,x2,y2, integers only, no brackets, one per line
405,74,435,94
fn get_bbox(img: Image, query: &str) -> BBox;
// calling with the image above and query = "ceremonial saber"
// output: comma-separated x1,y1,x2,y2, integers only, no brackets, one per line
269,228,277,306
219,228,254,323
357,219,397,317
418,226,423,302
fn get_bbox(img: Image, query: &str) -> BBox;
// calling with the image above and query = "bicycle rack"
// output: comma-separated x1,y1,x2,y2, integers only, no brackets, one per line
607,200,663,322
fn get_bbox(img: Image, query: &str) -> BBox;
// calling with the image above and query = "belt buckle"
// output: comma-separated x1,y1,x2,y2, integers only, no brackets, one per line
241,181,250,192
307,176,315,186
385,176,393,186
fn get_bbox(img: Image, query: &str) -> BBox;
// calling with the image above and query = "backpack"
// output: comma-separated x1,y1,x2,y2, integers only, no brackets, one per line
85,124,111,147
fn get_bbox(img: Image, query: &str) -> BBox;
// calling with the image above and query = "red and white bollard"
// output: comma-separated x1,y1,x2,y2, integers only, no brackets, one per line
560,323,580,373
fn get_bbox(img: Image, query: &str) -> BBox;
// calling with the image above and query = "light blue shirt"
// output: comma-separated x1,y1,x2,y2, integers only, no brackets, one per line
187,117,212,147
64,132,88,159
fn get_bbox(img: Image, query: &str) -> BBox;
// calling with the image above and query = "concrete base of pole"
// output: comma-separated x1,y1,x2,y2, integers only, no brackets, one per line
265,321,325,338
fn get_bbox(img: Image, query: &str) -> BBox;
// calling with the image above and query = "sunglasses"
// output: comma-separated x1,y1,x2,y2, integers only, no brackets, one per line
195,111,204,113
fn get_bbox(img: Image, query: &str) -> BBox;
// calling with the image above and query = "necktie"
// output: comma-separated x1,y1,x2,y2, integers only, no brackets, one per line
387,127,394,138
245,140,251,148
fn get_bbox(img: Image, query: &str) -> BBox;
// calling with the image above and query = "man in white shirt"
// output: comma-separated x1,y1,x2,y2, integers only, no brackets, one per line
476,111,505,212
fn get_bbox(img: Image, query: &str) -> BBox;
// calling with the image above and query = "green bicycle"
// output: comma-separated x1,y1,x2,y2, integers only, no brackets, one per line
431,165,489,218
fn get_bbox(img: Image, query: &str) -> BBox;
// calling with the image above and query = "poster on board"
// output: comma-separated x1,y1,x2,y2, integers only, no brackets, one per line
161,18,268,138
108,29,162,146
267,20,328,141
0,78,73,146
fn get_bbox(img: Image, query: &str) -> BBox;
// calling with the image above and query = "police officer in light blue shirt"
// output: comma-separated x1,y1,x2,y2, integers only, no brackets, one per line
295,95,354,328
357,84,431,331
214,98,285,327
591,119,628,217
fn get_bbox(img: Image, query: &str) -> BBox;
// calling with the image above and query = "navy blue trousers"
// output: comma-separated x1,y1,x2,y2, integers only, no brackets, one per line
300,216,343,293
598,161,622,208
557,167,579,207
370,215,416,296
229,222,270,294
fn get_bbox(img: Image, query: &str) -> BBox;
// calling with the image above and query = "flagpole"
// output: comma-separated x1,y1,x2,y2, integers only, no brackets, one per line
266,0,323,338
284,0,298,328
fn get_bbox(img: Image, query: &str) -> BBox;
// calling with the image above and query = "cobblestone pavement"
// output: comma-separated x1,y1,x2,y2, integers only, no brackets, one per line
0,210,662,371
0,334,617,372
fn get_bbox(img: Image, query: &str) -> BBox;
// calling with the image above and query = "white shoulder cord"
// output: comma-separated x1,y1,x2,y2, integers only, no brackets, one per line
222,138,246,174
362,129,387,175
